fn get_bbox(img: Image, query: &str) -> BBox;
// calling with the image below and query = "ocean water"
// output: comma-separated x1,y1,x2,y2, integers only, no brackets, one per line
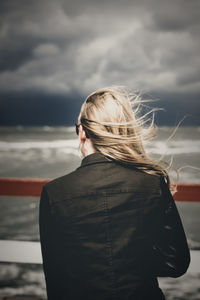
0,125,200,299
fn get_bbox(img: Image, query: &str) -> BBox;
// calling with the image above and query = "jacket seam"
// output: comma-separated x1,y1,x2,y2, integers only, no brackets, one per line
104,195,117,299
48,189,159,205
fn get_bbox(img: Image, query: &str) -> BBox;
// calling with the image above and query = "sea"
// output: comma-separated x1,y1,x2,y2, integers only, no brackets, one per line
0,125,199,299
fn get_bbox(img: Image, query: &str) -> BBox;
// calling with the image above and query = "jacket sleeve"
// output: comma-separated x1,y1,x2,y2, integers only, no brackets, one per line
39,185,65,299
148,176,191,278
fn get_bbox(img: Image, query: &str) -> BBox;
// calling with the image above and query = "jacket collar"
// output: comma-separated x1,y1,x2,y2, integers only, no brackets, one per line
78,152,114,169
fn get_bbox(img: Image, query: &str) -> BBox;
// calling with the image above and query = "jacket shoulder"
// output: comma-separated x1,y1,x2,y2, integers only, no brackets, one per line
42,168,80,204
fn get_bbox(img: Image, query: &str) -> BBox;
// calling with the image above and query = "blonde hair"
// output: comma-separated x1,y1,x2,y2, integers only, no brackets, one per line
78,86,174,190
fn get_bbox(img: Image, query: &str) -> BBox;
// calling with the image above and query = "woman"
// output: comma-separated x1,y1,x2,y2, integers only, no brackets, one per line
39,87,190,300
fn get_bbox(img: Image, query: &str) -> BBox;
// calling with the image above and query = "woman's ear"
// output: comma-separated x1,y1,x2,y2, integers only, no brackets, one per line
79,125,87,141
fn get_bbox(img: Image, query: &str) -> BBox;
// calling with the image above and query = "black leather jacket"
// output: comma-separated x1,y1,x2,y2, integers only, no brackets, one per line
39,152,190,300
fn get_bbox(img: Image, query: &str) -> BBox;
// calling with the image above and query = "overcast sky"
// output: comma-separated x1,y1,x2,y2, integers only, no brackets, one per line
0,0,200,125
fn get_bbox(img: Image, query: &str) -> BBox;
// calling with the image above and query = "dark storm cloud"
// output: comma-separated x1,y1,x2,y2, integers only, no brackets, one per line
0,0,199,121
149,0,200,31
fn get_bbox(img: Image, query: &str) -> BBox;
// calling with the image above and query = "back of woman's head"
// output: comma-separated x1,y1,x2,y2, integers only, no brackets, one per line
78,86,170,186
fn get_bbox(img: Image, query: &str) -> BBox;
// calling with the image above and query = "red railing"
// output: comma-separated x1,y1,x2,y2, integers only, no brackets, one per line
0,177,51,197
0,177,200,201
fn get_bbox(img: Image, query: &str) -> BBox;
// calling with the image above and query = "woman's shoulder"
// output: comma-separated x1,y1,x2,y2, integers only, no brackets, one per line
42,169,80,203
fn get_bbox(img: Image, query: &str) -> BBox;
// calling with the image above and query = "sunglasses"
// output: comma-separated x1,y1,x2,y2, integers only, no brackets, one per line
75,118,98,137
75,123,80,135
75,123,90,138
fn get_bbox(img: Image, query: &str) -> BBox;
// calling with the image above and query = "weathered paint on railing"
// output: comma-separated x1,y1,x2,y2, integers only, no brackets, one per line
0,177,200,201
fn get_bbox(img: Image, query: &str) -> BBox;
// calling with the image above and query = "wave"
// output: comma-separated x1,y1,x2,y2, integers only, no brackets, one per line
0,139,79,150
0,139,199,154
0,125,75,130
145,140,200,155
